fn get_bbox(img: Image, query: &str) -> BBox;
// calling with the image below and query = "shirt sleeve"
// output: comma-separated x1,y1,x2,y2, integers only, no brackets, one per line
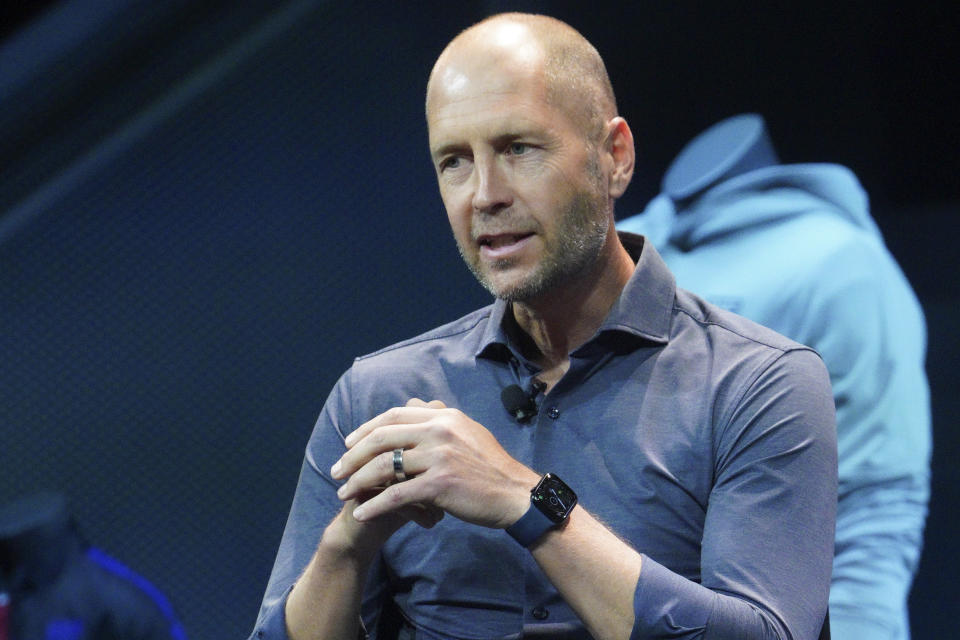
631,347,838,640
248,367,386,640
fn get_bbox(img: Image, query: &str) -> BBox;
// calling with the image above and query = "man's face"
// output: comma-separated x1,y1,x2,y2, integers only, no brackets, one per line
426,48,611,302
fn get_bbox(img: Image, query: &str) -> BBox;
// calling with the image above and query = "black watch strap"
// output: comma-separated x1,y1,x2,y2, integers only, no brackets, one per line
506,502,557,548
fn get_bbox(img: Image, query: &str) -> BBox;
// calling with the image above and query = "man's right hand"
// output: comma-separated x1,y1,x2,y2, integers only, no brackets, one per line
323,493,444,562
284,413,444,640
325,400,449,558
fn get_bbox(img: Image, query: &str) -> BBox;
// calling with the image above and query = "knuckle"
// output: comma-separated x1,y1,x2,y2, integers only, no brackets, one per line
427,420,453,441
433,444,453,465
386,484,404,505
429,466,456,493
376,451,393,473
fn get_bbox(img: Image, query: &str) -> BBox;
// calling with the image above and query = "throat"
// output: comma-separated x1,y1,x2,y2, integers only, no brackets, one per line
535,360,569,394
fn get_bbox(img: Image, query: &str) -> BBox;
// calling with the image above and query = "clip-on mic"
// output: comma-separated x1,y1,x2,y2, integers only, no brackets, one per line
501,378,544,423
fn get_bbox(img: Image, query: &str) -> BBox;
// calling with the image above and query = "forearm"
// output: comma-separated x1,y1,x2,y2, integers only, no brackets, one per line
285,509,382,640
529,506,642,640
527,505,777,640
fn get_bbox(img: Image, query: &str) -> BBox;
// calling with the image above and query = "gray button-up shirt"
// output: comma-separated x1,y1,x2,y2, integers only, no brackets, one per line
250,233,837,640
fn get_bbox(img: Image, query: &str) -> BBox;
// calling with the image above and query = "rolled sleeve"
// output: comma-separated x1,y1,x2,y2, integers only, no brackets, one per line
631,556,711,639
248,585,293,640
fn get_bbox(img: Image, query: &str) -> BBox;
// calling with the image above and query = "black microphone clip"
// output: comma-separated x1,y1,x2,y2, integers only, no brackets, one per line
501,380,543,423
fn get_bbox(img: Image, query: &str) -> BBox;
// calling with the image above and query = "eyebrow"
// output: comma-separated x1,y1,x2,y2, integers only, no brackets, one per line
430,142,468,163
430,131,542,162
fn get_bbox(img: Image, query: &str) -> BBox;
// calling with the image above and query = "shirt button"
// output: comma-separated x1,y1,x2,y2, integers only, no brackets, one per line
532,606,549,620
547,406,560,419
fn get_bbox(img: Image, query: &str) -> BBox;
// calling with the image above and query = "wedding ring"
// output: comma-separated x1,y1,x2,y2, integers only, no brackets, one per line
393,448,408,482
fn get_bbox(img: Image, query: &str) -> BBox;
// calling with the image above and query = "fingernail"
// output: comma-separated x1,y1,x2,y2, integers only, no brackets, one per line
353,506,366,521
330,460,341,477
336,485,346,499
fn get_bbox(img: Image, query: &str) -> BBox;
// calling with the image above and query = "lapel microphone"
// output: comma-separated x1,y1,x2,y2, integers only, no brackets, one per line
501,378,545,423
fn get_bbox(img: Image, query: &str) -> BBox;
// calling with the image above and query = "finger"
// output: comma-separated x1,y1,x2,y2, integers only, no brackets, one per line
338,449,406,500
354,488,443,530
335,497,408,548
343,406,437,449
338,446,426,501
352,478,435,523
334,421,430,481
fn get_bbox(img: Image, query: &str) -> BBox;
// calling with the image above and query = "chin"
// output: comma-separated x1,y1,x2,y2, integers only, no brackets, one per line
489,273,553,303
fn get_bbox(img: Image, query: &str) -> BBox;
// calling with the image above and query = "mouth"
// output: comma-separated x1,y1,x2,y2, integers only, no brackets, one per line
477,232,535,251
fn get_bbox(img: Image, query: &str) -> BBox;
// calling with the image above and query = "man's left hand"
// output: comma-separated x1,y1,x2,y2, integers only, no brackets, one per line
331,399,538,529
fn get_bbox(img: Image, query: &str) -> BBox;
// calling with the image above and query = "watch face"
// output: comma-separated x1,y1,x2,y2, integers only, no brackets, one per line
532,473,577,523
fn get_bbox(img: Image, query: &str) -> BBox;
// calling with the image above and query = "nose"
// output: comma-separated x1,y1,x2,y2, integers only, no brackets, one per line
471,157,512,214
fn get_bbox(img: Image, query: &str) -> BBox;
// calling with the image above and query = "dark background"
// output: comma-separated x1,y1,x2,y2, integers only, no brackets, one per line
1,1,956,637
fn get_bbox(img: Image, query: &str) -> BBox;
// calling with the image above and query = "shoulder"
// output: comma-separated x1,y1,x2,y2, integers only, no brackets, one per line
322,305,499,429
672,291,835,442
354,304,495,364
674,287,810,355
340,305,498,396
670,287,831,403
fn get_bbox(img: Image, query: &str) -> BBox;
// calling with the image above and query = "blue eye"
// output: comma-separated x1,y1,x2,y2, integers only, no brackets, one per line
509,143,528,155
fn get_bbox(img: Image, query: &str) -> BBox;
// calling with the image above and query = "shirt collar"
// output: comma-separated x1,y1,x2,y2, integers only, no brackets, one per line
475,232,674,362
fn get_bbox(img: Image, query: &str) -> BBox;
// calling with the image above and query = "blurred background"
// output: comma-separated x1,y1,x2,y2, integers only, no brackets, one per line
0,1,956,636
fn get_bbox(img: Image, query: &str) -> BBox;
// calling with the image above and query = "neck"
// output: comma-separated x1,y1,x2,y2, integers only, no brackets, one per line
511,231,635,370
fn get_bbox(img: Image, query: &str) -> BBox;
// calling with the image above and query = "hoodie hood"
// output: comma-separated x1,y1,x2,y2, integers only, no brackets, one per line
620,114,880,251
668,162,878,250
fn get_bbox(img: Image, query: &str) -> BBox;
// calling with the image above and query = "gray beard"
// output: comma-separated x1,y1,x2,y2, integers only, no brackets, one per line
459,192,610,302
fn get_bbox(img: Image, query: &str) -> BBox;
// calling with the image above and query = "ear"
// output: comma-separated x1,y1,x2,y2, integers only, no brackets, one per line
604,117,635,199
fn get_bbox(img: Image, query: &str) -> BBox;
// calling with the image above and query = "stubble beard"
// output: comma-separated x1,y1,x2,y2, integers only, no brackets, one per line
458,187,610,303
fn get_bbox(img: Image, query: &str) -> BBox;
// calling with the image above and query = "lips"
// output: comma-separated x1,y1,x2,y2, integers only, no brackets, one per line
477,232,535,259
478,232,532,248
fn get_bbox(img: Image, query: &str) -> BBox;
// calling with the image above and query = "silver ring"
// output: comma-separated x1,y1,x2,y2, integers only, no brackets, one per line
393,448,408,482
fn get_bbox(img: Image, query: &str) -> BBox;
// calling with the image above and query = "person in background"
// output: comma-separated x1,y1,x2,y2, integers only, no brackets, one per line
0,491,186,640
250,14,837,640
619,113,931,640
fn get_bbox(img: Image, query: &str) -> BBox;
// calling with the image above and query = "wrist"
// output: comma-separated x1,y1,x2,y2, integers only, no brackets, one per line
321,503,390,564
505,473,578,548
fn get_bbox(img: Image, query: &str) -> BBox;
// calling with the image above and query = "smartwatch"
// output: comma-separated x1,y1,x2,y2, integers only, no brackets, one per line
505,473,578,548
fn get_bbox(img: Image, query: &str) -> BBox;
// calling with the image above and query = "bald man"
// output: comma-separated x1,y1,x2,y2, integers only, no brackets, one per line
249,14,837,640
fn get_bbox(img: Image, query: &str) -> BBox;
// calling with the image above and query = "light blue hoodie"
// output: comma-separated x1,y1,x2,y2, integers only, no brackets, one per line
619,114,931,640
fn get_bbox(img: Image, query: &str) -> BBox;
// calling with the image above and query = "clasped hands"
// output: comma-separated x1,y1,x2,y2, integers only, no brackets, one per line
330,398,538,537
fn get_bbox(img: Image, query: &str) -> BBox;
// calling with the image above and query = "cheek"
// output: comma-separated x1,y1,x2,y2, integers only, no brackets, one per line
443,200,472,245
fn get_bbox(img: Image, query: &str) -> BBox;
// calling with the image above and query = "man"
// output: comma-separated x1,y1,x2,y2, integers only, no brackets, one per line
618,113,931,640
250,14,837,640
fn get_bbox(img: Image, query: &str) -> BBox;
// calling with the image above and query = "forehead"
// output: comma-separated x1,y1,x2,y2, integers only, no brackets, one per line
426,55,573,151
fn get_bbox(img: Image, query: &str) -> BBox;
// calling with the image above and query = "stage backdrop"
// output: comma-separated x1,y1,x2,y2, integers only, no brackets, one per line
1,1,956,637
